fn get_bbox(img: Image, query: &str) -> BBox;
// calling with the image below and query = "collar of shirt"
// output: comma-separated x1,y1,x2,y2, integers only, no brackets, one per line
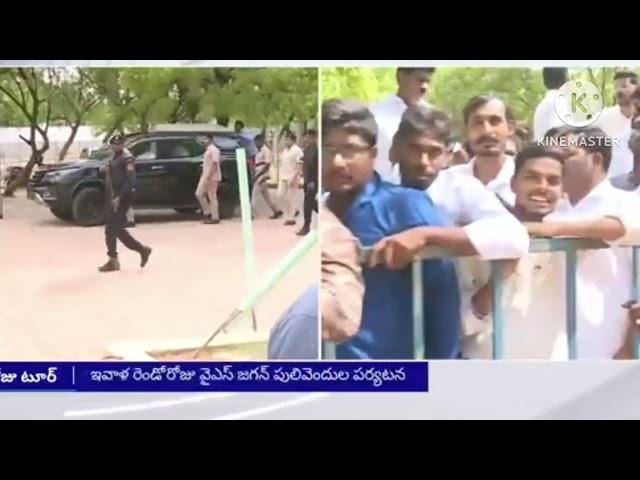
448,155,515,203
353,172,382,207
552,178,613,215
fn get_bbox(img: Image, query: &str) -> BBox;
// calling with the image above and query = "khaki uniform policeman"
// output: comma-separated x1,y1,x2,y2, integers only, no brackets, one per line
195,134,221,224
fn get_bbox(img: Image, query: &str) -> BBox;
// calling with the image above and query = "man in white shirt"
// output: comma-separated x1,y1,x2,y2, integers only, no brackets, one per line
539,126,640,358
595,70,638,178
528,126,640,359
446,95,516,206
369,67,435,184
278,131,304,226
533,67,568,141
252,134,283,219
196,134,222,224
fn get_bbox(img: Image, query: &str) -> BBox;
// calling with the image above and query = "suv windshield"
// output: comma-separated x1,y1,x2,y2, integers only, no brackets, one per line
88,146,113,161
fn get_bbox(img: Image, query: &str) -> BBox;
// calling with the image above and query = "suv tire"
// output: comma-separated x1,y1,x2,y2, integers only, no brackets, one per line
50,206,73,222
174,207,199,214
72,187,106,226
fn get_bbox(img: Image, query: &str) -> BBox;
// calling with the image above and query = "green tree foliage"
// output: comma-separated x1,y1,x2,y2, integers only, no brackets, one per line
321,67,395,102
0,68,54,194
429,67,545,126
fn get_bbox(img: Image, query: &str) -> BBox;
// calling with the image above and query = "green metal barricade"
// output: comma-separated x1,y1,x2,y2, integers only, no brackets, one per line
323,239,640,360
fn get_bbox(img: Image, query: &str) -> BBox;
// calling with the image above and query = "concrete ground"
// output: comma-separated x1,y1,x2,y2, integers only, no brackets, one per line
0,189,318,360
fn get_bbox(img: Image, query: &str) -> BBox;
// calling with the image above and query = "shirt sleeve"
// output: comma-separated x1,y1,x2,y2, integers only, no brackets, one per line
432,174,530,259
268,287,319,360
603,191,640,246
320,207,364,342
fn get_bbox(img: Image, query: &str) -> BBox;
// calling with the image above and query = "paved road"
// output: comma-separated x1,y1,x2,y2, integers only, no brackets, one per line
0,191,317,360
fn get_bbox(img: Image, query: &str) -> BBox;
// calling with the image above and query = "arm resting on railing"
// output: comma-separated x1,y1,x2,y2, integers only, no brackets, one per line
525,217,626,242
368,226,478,270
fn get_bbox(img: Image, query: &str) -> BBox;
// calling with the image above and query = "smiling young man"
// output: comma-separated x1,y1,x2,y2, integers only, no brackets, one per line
459,144,568,358
322,99,461,360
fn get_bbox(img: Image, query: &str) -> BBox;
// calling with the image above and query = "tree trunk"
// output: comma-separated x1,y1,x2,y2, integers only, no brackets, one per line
3,151,42,197
58,122,80,162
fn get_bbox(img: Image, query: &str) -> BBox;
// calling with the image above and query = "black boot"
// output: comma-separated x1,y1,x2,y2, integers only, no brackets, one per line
269,210,284,219
296,226,310,236
140,246,153,268
98,257,120,273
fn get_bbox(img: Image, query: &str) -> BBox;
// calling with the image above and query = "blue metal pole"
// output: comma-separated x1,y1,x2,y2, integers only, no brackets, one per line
490,261,505,359
323,341,337,360
565,249,578,359
412,260,425,359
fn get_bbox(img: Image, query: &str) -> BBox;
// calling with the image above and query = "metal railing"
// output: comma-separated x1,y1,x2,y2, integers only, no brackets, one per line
323,238,640,360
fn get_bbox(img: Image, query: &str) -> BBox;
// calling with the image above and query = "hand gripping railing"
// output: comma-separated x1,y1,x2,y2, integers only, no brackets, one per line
323,239,640,360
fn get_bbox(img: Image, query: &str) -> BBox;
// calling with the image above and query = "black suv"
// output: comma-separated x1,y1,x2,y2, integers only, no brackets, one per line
28,131,255,226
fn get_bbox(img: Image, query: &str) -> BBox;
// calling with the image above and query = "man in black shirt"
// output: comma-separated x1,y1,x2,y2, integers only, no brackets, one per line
296,129,318,236
99,135,152,273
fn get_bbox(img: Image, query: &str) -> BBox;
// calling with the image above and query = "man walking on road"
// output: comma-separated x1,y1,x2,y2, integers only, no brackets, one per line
196,134,221,225
252,134,283,219
279,131,304,226
297,128,318,236
99,135,152,273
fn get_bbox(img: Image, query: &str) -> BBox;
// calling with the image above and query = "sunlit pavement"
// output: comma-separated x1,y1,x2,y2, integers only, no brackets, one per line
0,190,317,360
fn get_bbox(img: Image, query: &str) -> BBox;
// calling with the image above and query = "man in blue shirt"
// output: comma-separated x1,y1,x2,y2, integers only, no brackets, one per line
322,99,461,359
268,286,319,360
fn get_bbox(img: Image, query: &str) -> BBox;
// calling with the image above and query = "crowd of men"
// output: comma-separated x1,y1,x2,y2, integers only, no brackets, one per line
318,66,640,361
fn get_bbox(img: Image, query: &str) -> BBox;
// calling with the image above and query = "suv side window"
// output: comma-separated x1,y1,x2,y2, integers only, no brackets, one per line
156,138,205,160
129,140,157,160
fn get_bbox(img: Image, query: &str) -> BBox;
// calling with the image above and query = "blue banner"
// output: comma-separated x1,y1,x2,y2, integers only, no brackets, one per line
0,362,429,392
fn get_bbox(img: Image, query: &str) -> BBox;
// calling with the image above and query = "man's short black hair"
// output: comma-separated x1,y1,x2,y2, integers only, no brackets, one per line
394,105,452,145
109,135,126,145
397,67,436,76
542,67,568,90
555,125,612,173
462,95,515,125
321,99,378,148
305,128,318,136
204,133,214,140
514,143,565,176
543,126,562,139
284,130,297,141
614,70,639,84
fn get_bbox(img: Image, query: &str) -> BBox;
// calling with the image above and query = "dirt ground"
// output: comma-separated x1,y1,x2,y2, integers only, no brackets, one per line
0,191,318,360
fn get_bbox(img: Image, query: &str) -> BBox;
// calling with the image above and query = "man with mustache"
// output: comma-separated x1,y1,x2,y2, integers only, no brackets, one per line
370,67,435,184
595,70,638,178
446,95,517,206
